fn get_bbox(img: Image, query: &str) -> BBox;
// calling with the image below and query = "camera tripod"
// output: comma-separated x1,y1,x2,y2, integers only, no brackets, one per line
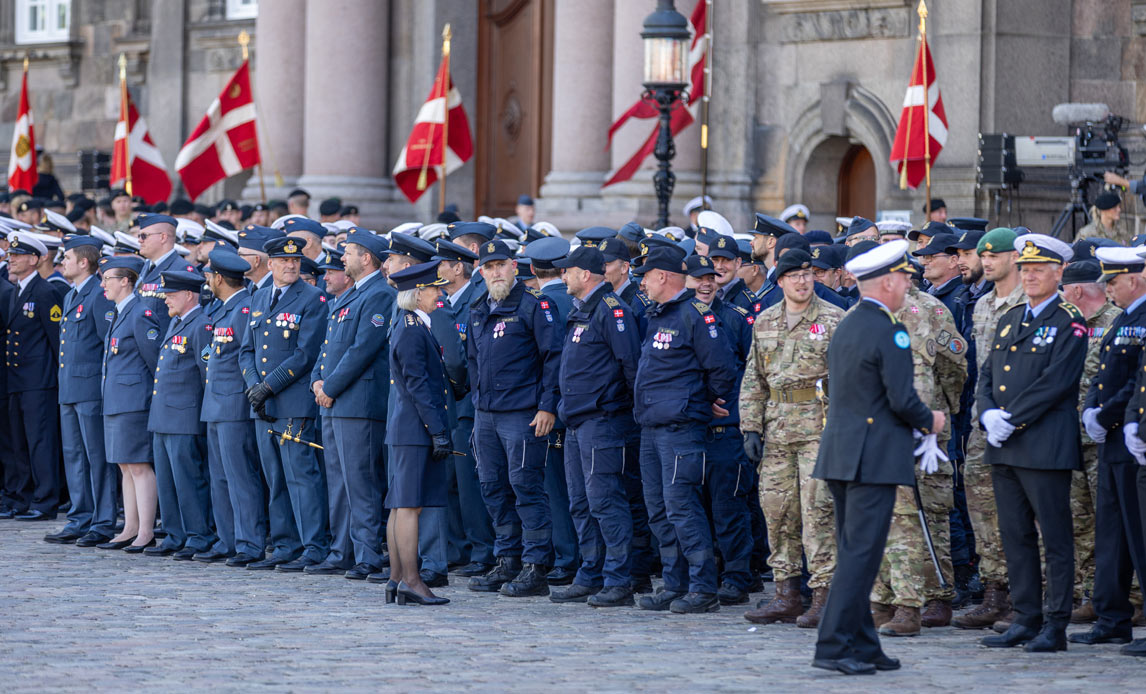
1049,173,1092,241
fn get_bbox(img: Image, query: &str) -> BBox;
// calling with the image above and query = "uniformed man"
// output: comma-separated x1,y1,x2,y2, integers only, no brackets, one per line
780,204,810,235
134,214,197,335
307,231,393,579
466,239,563,597
844,217,880,247
1058,259,1121,621
811,239,945,675
236,225,278,293
757,233,851,312
146,271,215,560
318,247,351,300
239,236,330,571
916,232,969,318
747,214,797,288
681,253,757,605
682,195,713,237
446,221,497,293
632,246,738,614
704,233,758,315
433,238,496,577
976,233,1087,652
4,233,62,521
1069,247,1146,648
742,249,844,627
1076,191,1130,247
282,216,326,263
200,249,267,567
952,227,1026,630
546,246,642,606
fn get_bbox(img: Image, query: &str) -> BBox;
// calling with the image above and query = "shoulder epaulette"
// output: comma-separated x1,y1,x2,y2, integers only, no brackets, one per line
635,293,652,306
691,300,710,314
526,287,546,299
730,304,750,316
405,314,417,326
603,295,619,308
1059,301,1083,319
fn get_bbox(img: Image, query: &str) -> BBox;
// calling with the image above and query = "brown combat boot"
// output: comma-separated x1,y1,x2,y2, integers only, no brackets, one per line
871,601,895,628
952,581,1010,629
1070,599,1096,624
878,605,921,636
744,577,802,624
795,587,828,628
921,599,952,627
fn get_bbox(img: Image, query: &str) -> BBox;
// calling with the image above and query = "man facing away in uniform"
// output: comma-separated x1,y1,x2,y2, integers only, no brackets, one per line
811,240,945,675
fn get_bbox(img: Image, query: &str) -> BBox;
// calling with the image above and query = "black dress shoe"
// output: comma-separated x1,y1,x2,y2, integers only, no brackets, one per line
366,568,393,584
746,574,765,593
226,553,262,567
1068,625,1133,645
96,537,136,550
44,530,83,544
670,592,720,614
982,623,1040,648
717,582,749,605
304,561,350,575
631,575,654,594
385,580,398,604
588,585,635,607
75,532,112,548
193,550,234,563
501,564,551,597
420,570,449,588
1120,637,1146,656
869,654,901,671
172,548,199,561
0,508,17,520
550,583,599,603
468,556,522,592
1024,624,1068,652
811,658,877,675
247,556,292,571
396,581,449,606
638,588,686,611
345,563,377,580
277,557,320,572
15,509,54,521
454,561,493,577
546,566,575,586
143,544,179,557
124,538,157,554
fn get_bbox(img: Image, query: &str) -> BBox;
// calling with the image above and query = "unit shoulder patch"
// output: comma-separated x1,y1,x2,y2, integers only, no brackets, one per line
691,300,710,314
603,295,619,308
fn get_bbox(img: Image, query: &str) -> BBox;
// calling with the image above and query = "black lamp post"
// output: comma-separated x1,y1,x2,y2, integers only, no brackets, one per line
641,0,691,229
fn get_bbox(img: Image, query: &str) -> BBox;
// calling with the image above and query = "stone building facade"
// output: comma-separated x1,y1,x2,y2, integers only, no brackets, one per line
1,0,1144,234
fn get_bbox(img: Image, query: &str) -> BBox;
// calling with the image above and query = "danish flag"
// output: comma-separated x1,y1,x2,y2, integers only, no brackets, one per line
175,60,261,200
111,89,172,204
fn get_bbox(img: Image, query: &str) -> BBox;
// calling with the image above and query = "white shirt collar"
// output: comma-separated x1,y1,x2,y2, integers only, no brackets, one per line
414,308,433,326
16,272,36,293
355,269,380,290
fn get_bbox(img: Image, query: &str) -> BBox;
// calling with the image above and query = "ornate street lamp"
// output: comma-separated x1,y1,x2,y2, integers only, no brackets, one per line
642,0,691,229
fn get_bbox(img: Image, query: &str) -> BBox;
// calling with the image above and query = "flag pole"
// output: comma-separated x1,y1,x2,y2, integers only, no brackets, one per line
117,54,133,197
238,31,267,204
918,0,931,218
699,0,712,209
439,23,451,215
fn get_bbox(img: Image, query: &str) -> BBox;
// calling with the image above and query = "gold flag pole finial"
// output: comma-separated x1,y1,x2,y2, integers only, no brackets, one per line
22,51,29,72
238,30,250,61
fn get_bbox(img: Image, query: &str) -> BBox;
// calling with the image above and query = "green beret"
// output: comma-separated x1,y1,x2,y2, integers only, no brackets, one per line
977,227,1017,255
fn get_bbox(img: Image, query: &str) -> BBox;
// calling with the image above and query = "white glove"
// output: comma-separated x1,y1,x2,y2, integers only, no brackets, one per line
981,409,1015,448
913,432,948,474
1083,407,1107,443
1124,422,1146,466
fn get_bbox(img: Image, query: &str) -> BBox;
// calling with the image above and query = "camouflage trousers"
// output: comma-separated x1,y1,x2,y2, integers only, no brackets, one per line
963,426,1008,584
871,461,956,608
1071,442,1099,599
757,439,836,589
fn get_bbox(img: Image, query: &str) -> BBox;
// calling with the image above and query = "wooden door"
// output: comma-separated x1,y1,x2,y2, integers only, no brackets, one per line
837,145,876,220
475,0,553,217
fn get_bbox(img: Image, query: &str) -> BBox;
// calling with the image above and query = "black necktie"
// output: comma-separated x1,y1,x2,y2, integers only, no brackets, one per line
269,288,282,311
1024,308,1033,324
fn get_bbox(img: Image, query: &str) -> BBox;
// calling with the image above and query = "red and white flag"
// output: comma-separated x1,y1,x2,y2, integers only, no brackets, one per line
175,60,260,200
603,0,706,188
393,54,473,203
112,89,172,204
889,36,948,189
8,65,37,192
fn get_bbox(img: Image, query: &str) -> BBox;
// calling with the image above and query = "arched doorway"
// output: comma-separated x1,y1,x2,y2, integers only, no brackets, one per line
837,144,875,220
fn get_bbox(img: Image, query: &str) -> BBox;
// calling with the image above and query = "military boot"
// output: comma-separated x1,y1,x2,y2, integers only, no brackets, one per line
872,601,895,628
744,577,802,624
878,605,921,637
500,564,551,597
921,599,952,627
467,555,522,593
952,563,974,609
1070,598,1096,624
952,581,1010,629
796,587,828,628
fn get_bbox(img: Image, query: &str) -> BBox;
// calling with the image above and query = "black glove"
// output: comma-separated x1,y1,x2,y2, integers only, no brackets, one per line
246,382,273,409
431,433,453,461
254,400,275,423
743,432,764,464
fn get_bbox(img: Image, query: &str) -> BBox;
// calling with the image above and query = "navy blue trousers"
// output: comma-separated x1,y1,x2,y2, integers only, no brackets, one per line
323,416,386,568
566,416,633,588
703,426,753,589
256,417,330,562
451,416,495,565
546,429,579,571
153,432,215,553
208,420,265,557
59,400,116,537
7,389,61,513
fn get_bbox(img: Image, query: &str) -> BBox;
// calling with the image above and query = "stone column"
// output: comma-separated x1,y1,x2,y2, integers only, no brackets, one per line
535,0,614,230
240,0,305,202
295,0,399,225
146,0,186,183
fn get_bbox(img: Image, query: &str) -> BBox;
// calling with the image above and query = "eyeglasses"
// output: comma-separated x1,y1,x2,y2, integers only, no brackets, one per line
846,234,878,245
784,271,815,283
101,273,129,281
137,232,168,242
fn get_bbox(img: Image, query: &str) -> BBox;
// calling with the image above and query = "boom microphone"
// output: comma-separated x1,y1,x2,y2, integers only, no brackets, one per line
1052,103,1110,125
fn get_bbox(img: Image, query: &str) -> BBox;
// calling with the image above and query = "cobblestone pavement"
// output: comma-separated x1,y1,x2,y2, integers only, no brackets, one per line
1,519,1141,693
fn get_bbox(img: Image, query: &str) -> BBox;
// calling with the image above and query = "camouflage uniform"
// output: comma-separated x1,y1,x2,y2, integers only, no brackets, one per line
741,295,844,590
872,287,967,608
1072,300,1120,600
963,280,1026,586
1076,207,1133,247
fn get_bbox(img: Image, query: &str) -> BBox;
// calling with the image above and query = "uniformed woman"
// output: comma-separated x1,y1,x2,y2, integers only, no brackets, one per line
96,257,161,553
385,260,454,606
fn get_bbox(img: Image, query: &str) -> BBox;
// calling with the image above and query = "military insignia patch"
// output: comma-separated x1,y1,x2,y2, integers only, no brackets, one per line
201,345,212,362
949,337,966,354
146,328,159,340
936,330,951,347
613,309,625,318
49,305,62,322
371,313,385,328
893,331,910,349
704,314,716,324
603,296,619,308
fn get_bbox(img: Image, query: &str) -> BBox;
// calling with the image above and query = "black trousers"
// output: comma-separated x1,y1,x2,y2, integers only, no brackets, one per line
1092,461,1146,631
991,464,1074,628
7,389,61,513
814,480,896,662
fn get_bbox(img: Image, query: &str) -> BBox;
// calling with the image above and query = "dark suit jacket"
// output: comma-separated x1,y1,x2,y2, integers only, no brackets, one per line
1086,298,1146,464
7,274,62,393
